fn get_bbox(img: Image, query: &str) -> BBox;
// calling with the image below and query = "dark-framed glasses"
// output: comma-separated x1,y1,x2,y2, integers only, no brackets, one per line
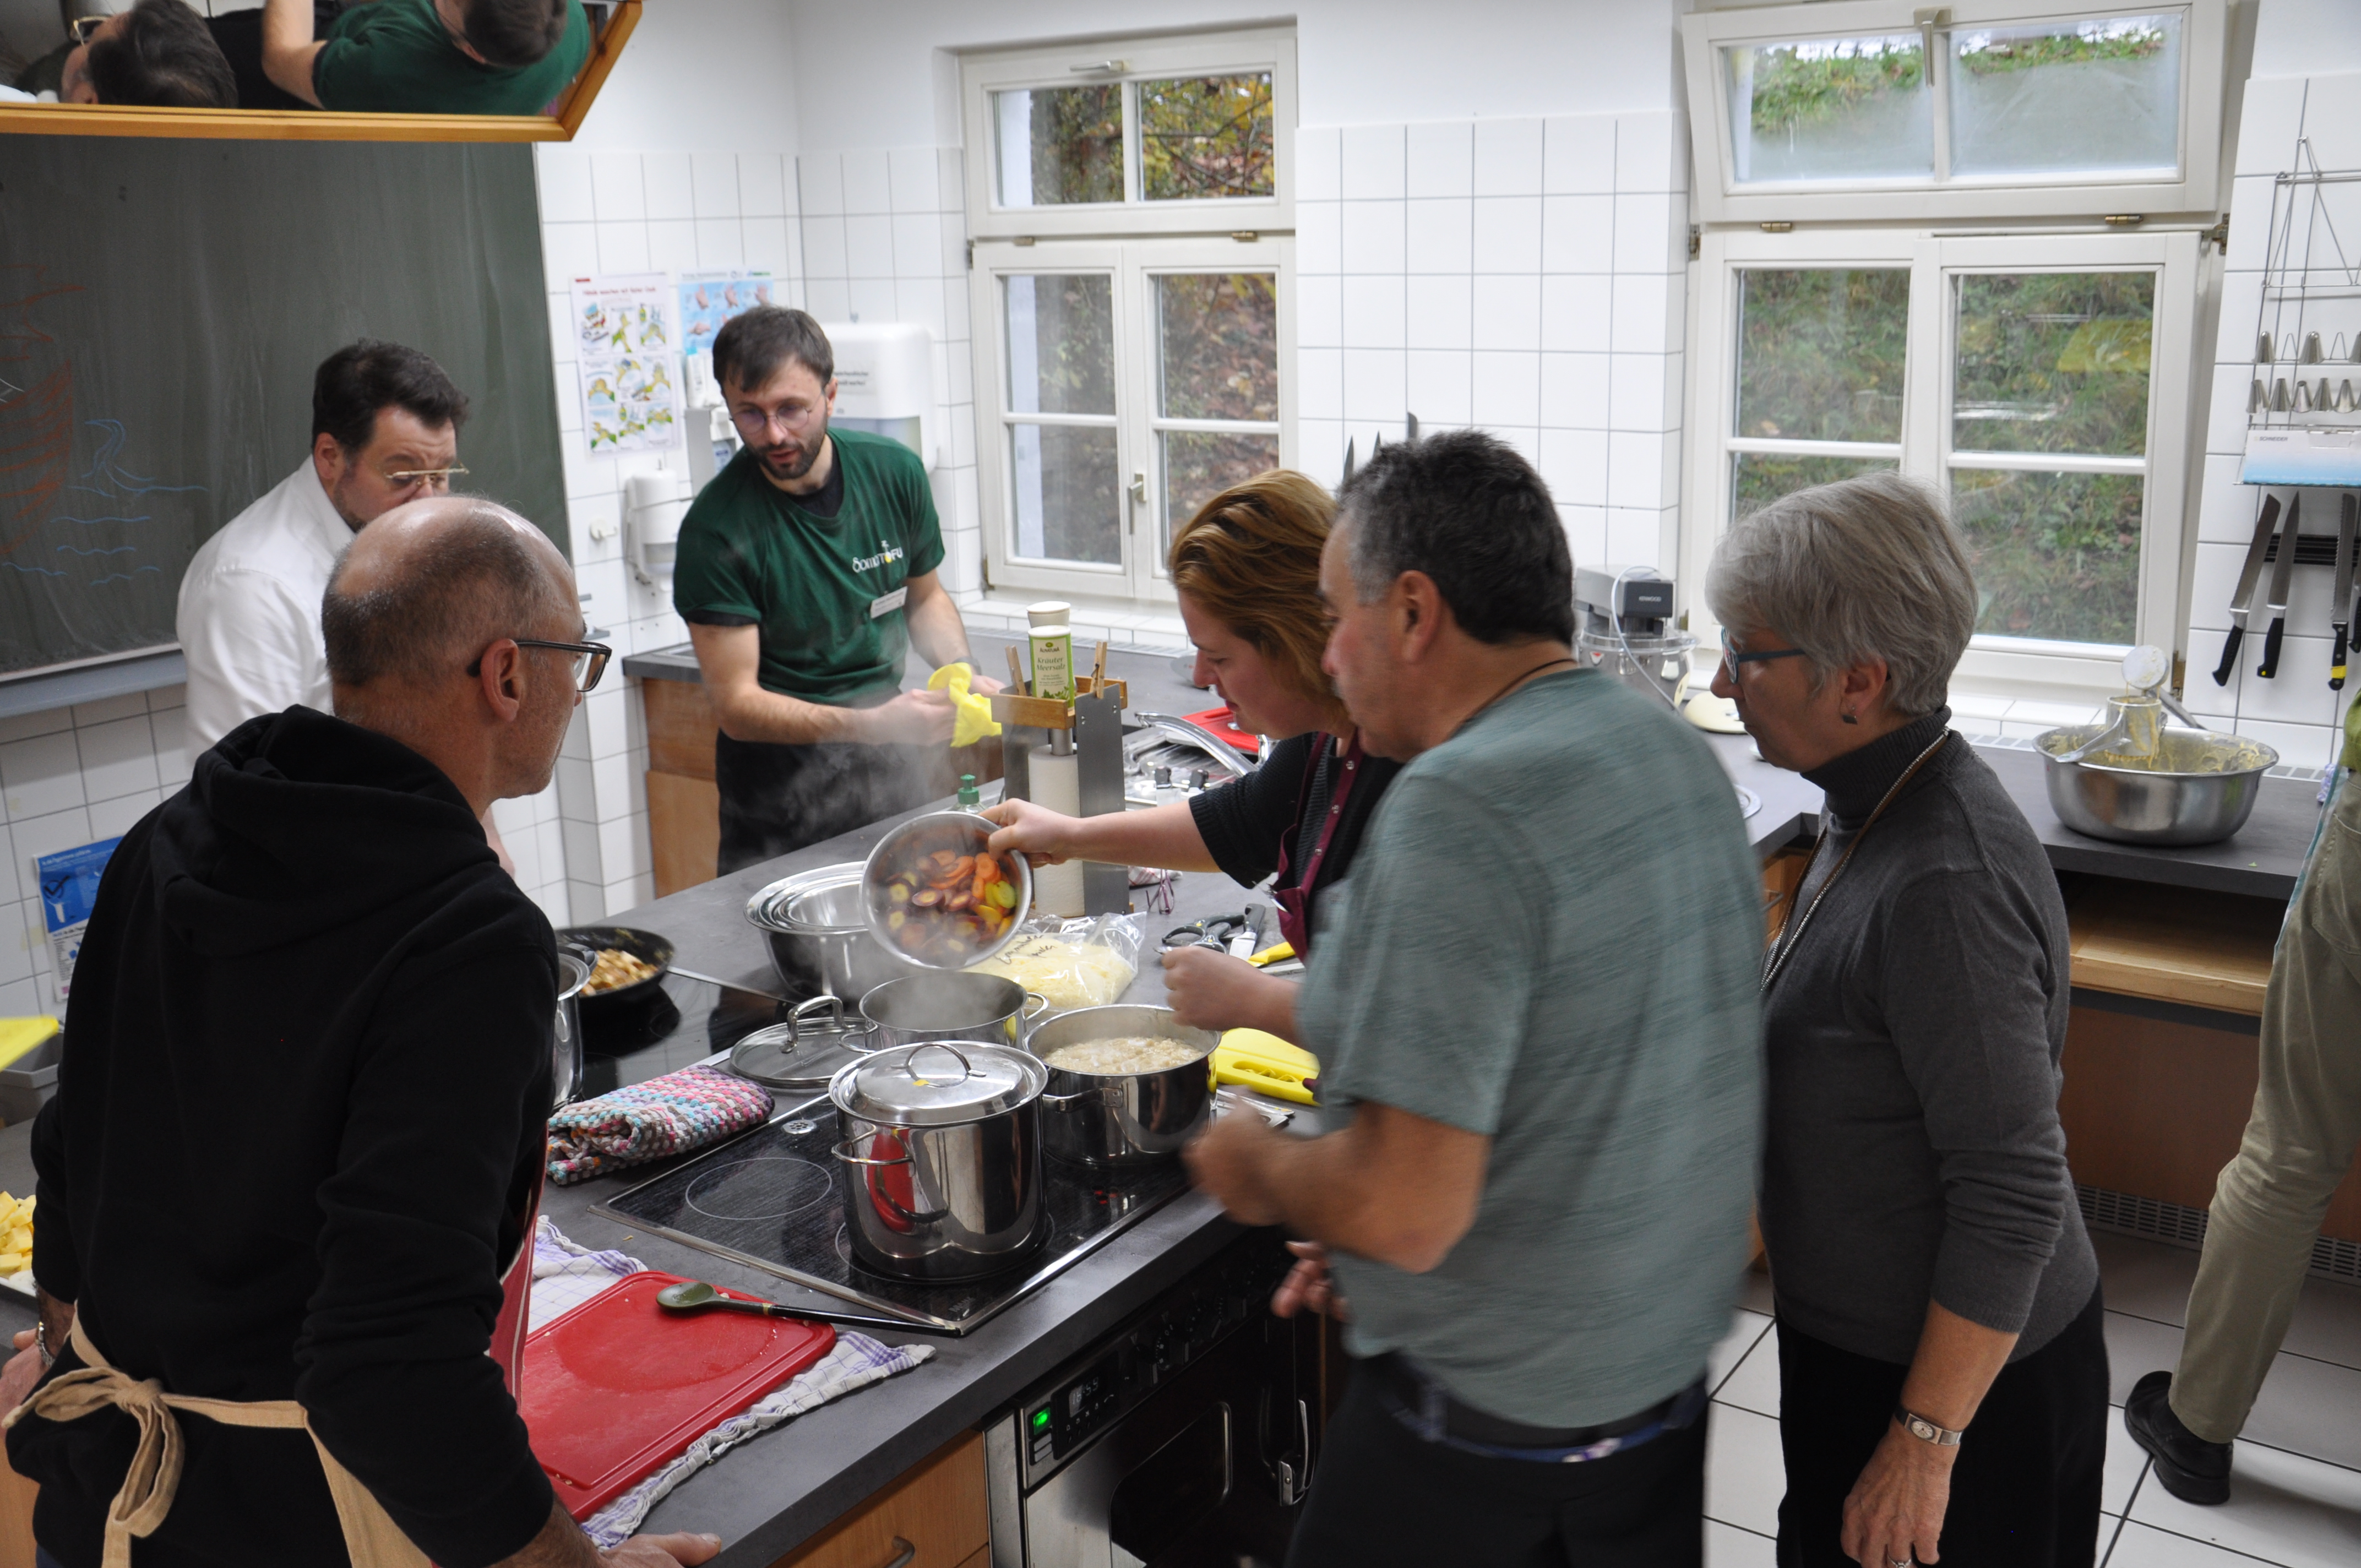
1719,631,1810,682
466,638,612,693
384,464,469,491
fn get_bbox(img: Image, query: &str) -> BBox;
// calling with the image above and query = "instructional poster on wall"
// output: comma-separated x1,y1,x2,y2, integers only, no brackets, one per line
36,836,121,1000
678,270,777,365
570,273,679,455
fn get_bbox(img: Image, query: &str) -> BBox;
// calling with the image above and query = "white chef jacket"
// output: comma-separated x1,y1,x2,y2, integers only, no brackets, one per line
177,460,355,751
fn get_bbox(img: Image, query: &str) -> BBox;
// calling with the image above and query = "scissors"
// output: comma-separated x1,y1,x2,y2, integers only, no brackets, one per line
1163,912,1251,952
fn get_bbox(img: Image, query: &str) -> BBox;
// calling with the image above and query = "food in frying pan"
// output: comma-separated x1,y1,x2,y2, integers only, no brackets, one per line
581,947,659,995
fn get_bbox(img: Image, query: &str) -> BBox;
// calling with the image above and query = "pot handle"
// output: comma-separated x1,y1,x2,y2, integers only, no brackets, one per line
904,1041,973,1083
830,1137,913,1168
1021,991,1051,1021
787,993,851,1044
1041,1084,1127,1109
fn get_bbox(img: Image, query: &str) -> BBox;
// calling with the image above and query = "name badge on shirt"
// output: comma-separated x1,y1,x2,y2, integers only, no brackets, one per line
869,586,909,620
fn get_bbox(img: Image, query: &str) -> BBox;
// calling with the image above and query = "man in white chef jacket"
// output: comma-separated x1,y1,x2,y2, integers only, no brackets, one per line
177,339,513,867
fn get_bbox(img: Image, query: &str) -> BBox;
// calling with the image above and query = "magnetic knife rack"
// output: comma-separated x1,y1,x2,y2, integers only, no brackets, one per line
989,643,1134,916
2213,489,2359,691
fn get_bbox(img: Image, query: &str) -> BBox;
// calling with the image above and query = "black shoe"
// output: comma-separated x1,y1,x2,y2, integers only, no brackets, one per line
2125,1370,2232,1506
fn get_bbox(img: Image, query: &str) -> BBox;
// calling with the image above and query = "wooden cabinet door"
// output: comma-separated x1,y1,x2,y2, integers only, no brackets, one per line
769,1432,989,1568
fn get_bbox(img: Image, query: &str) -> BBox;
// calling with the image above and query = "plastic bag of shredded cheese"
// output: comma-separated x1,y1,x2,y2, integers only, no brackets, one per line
966,914,1145,1012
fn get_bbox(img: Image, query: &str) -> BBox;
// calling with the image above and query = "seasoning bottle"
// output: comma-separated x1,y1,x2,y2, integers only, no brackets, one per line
1028,622,1076,704
956,774,981,810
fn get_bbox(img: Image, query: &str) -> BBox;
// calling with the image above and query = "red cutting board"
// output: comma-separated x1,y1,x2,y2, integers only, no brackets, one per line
521,1271,835,1520
1180,704,1261,758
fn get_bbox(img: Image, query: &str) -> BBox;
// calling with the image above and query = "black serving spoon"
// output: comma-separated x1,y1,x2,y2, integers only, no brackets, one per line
655,1280,801,1320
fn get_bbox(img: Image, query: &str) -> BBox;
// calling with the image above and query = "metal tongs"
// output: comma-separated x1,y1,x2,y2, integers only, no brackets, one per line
2053,645,2206,764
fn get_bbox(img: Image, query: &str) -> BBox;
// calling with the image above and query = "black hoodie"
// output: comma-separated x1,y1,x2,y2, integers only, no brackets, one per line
7,706,558,1568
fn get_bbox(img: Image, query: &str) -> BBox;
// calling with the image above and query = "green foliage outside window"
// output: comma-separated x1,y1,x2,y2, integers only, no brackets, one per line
1140,74,1274,201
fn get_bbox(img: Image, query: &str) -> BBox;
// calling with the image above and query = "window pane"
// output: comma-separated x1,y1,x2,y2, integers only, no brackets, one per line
1163,431,1281,550
1005,274,1116,416
1011,424,1122,565
1732,453,1896,520
1157,274,1279,421
1950,16,2182,179
1953,273,2153,455
1951,467,2141,645
1723,34,1932,183
993,85,1123,207
1139,73,1275,201
1736,269,1911,442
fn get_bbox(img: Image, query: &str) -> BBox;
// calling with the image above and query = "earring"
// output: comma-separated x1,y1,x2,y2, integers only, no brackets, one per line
1841,709,1859,725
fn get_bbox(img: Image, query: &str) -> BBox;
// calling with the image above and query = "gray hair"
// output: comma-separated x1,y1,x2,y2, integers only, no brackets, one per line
1704,471,1977,717
323,500,569,689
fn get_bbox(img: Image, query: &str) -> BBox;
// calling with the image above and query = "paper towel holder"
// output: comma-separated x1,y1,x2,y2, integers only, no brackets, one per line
991,644,1131,916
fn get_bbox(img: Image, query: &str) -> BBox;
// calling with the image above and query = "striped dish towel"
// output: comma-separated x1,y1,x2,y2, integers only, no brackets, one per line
546,1065,774,1185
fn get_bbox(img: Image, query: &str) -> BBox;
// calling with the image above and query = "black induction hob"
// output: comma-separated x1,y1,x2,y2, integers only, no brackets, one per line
595,1104,1193,1335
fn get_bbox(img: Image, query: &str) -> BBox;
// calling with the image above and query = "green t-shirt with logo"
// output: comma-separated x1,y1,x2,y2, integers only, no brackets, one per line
672,429,946,706
313,0,591,115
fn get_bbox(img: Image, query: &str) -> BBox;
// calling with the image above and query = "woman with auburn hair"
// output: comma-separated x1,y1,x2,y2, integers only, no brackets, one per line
983,468,1400,1043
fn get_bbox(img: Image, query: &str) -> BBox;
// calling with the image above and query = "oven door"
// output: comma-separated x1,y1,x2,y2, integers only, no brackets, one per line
1020,1313,1314,1568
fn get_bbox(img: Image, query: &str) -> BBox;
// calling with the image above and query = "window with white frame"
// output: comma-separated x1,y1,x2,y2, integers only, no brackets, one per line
962,30,1296,603
1684,228,2201,690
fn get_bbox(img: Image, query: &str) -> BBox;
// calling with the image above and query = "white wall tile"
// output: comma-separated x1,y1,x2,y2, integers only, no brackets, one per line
849,278,897,322
590,152,646,223
88,789,159,841
739,153,788,219
845,214,895,278
1,733,84,820
1405,350,1474,426
10,807,96,905
1405,122,1473,199
541,223,599,290
797,151,844,216
690,152,741,219
1405,199,1472,275
1472,197,1542,275
1297,201,1342,275
894,277,948,339
1543,194,1613,274
1615,110,1684,193
695,219,747,270
1606,507,1668,568
1472,275,1541,351
1341,201,1407,274
69,694,144,727
1541,352,1611,429
744,217,794,275
1542,275,1613,353
1294,126,1341,202
1560,503,1608,568
1341,349,1409,422
1341,124,1406,200
806,279,851,322
842,149,893,215
1470,351,1541,427
1611,353,1678,433
0,710,69,746
596,221,651,275
1473,118,1544,197
1612,191,1683,274
536,145,596,223
804,214,848,279
74,717,158,803
1406,275,1474,350
145,685,183,714
1544,114,1617,195
151,708,188,788
1608,431,1674,509
641,150,694,221
646,218,700,276
1611,273,1681,355
1297,347,1344,420
1297,275,1343,349
889,147,942,213
1539,428,1609,506
1342,275,1407,349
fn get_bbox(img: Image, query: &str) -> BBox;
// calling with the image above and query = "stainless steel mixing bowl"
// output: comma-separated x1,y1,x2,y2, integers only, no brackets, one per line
2035,724,2279,846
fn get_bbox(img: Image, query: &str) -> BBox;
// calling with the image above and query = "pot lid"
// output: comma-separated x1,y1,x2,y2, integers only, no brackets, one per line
730,995,876,1090
831,1041,1045,1125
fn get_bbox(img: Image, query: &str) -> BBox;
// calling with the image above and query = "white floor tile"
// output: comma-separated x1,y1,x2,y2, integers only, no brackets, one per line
1709,1309,1773,1399
2107,1519,2289,1565
2107,1406,2155,1518
1717,1324,1781,1419
1705,1518,1777,1567
2128,1438,2361,1567
2105,1300,2361,1473
1706,1403,1786,1538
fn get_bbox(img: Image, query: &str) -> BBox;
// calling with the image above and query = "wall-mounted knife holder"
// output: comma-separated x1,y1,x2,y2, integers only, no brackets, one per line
990,663,1134,916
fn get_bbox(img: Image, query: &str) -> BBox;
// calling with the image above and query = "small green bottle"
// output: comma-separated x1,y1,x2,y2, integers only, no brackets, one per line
957,773,981,809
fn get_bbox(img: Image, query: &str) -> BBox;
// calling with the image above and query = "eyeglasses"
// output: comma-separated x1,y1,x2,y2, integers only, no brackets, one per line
466,638,612,693
383,464,469,491
67,14,105,43
730,402,825,436
1719,631,1811,682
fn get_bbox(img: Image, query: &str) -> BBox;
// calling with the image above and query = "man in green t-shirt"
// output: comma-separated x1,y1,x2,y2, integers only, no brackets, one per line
260,0,588,115
1186,432,1763,1565
673,307,999,873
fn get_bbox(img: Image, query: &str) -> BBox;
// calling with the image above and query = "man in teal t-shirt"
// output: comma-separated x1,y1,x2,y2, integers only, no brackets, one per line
261,0,589,115
1187,431,1764,1565
673,308,999,872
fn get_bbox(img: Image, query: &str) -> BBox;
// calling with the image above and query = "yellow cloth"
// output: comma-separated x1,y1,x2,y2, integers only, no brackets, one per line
4,1315,431,1568
0,1017,58,1072
928,663,1003,748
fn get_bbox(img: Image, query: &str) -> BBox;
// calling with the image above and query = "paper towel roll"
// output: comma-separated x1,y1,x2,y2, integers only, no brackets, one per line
1029,749,1085,917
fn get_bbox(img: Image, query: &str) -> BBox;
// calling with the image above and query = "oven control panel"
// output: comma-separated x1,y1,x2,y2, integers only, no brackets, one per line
1021,1233,1293,1481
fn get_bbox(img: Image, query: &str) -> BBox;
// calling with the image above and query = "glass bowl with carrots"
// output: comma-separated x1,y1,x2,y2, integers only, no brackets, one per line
860,810,1035,971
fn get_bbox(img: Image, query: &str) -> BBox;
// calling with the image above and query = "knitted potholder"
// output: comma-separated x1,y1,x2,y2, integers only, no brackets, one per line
547,1065,773,1186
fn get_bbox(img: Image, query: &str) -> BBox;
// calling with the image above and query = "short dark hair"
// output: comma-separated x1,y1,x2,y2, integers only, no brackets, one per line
712,307,834,396
312,341,470,457
457,0,572,69
87,0,235,107
1335,429,1575,646
323,502,564,688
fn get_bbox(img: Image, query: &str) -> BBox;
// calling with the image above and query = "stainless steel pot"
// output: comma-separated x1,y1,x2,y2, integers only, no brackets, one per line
553,949,589,1110
1026,1005,1218,1167
746,863,912,999
858,971,1048,1053
828,1041,1048,1282
2036,725,2280,846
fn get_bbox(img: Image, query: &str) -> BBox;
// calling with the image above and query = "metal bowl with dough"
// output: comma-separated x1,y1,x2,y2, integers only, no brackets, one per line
2035,725,2278,846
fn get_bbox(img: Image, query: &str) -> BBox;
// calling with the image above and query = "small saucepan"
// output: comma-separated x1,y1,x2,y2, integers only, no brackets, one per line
858,971,1048,1053
1026,1005,1220,1167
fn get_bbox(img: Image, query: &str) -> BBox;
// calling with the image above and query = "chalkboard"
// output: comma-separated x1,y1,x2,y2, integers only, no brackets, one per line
0,137,564,679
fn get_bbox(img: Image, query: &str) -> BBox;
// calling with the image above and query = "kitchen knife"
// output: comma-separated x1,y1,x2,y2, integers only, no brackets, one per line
2257,492,2302,679
2213,493,2282,684
2333,494,2357,690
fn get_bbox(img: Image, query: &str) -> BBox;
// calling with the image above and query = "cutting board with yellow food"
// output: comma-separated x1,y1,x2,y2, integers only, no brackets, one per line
0,1193,35,1297
1213,1029,1319,1106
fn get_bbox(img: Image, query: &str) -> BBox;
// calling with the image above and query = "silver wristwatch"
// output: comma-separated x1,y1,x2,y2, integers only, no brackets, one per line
34,1316,54,1369
1894,1406,1963,1447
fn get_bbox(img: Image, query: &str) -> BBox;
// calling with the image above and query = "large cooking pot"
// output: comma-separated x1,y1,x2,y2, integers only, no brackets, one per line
828,1041,1047,1282
858,971,1048,1053
1026,1005,1218,1167
553,949,589,1110
746,863,911,999
2036,724,2278,846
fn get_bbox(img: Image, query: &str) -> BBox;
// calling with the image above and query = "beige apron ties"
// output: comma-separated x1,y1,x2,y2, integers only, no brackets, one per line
2,1314,433,1568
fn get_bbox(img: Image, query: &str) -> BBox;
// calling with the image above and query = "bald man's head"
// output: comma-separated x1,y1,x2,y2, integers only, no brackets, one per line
324,497,574,694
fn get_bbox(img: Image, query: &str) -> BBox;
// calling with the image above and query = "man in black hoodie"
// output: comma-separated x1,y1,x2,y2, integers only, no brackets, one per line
2,499,715,1568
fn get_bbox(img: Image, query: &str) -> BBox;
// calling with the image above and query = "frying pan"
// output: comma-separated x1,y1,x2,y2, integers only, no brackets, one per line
557,925,675,1011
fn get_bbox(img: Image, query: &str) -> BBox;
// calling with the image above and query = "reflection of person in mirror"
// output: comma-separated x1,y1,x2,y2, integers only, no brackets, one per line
259,0,591,115
58,0,236,106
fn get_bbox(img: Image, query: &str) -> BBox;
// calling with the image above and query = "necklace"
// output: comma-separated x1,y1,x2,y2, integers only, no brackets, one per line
1760,730,1953,994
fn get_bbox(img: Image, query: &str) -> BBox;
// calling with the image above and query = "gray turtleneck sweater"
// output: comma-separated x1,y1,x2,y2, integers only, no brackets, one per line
1759,707,2099,1365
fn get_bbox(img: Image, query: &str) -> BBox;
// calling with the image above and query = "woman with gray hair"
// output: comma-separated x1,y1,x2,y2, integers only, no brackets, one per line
1707,472,2105,1568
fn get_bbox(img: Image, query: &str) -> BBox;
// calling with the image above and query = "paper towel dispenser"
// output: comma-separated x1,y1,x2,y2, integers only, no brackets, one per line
819,321,937,473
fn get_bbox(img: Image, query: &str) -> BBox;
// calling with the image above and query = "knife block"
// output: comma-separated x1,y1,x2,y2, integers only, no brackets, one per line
991,677,1132,917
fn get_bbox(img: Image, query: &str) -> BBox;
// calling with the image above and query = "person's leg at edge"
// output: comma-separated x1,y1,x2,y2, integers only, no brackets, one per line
1775,1322,1903,1568
1936,1286,2108,1568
